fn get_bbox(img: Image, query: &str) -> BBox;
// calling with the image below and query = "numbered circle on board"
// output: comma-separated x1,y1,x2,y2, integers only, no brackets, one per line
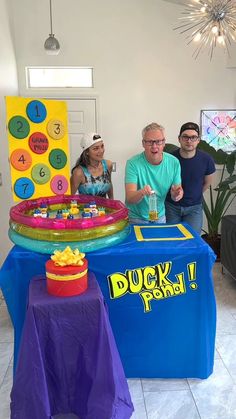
14,177,35,199
31,163,51,185
26,100,47,123
49,148,67,169
10,149,32,171
28,132,49,154
47,119,65,140
8,116,30,139
50,175,69,195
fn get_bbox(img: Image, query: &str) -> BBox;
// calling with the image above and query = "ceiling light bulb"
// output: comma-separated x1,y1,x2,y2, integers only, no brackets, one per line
194,32,202,42
217,35,224,45
211,26,218,34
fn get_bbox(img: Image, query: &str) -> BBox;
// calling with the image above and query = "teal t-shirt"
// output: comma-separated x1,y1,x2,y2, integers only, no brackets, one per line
125,152,181,221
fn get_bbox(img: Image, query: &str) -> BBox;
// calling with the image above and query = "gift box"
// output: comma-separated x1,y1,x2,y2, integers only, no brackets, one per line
45,247,88,297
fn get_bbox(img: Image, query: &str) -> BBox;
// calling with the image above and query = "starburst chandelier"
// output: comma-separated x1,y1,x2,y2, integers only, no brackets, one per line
174,0,236,59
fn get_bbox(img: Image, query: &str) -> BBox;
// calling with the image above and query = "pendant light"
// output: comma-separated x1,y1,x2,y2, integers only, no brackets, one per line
44,0,60,55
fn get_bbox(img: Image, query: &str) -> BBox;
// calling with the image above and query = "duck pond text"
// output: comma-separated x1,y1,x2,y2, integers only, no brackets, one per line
107,261,197,313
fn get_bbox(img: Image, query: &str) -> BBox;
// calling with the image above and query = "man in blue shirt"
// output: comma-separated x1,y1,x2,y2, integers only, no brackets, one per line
125,122,183,223
165,122,215,233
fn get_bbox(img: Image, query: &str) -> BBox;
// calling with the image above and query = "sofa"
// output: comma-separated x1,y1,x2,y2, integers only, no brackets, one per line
221,215,236,280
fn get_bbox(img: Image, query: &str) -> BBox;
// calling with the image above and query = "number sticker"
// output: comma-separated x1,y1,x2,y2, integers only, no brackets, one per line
50,175,69,194
28,132,49,154
31,163,51,184
14,177,35,199
47,119,65,139
26,100,47,123
10,149,32,171
8,116,30,139
49,148,67,169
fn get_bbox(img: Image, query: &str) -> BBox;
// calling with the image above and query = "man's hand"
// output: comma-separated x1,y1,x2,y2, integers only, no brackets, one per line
125,183,152,203
141,185,152,197
171,185,183,202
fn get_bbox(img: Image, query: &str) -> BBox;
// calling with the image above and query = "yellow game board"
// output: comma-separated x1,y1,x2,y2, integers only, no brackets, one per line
6,96,70,201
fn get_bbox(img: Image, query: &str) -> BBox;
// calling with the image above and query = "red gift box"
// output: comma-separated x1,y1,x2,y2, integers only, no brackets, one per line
45,258,88,297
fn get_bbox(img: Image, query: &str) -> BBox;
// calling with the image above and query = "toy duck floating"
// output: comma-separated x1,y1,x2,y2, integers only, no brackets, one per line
69,200,79,215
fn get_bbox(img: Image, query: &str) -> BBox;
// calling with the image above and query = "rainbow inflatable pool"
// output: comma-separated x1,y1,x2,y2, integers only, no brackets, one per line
9,195,130,254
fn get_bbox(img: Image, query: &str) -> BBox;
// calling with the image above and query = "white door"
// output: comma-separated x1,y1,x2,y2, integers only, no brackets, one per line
0,98,97,267
64,98,97,170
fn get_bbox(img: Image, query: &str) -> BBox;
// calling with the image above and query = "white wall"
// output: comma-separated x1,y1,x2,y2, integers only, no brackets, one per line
10,0,236,201
0,0,18,265
1,0,235,264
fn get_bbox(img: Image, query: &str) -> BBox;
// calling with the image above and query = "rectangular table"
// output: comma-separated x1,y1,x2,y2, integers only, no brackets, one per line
10,274,133,419
0,223,216,378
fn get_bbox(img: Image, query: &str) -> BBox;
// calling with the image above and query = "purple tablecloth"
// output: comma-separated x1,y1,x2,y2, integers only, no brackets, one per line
10,273,134,419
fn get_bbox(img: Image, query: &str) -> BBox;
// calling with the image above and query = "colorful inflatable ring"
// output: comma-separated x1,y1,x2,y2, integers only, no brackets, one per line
8,226,131,254
10,195,128,229
9,218,129,242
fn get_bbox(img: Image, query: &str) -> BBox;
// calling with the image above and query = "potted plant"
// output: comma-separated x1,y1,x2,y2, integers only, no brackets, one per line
198,141,236,259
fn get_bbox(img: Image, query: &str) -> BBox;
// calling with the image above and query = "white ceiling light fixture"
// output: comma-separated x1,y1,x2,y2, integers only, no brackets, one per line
174,0,236,60
44,0,60,55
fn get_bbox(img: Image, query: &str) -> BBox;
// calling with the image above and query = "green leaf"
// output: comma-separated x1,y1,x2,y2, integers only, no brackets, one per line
219,174,236,188
226,153,236,175
198,141,228,165
164,143,178,154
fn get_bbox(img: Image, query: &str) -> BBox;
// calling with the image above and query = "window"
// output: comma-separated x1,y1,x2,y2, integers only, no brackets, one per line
26,67,93,88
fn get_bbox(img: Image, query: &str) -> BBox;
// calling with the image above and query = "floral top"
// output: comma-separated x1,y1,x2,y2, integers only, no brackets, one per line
78,160,111,197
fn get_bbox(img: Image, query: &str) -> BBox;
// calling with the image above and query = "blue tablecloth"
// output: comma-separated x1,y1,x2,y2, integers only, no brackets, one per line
0,223,216,378
10,274,133,419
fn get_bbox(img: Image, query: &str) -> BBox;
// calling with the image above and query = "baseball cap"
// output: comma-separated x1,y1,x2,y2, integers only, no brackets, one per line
80,133,103,151
179,122,200,137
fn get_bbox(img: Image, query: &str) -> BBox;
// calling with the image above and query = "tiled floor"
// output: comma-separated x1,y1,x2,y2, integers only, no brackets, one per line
1,263,236,419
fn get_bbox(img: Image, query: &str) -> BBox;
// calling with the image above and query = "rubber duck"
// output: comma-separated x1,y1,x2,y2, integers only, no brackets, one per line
69,200,79,215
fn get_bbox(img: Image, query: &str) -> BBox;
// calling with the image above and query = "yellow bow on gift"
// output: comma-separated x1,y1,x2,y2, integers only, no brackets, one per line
51,246,85,266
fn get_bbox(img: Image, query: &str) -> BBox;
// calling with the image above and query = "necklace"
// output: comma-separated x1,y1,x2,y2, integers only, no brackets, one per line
89,161,101,169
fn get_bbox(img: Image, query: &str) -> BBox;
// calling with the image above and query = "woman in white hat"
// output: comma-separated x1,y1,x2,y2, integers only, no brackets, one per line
70,133,114,198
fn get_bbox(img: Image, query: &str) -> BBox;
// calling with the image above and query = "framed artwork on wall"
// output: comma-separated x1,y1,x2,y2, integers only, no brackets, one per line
200,109,236,153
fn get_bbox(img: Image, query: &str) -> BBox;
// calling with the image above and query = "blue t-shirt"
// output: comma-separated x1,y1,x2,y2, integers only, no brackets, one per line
166,149,215,206
125,151,181,221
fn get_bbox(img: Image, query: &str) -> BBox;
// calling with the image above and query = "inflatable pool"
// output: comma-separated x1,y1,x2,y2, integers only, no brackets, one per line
9,194,130,253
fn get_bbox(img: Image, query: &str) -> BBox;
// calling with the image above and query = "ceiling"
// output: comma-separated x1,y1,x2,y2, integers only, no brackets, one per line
163,0,187,5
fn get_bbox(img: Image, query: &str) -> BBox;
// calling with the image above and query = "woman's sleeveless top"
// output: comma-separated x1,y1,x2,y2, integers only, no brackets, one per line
78,160,111,197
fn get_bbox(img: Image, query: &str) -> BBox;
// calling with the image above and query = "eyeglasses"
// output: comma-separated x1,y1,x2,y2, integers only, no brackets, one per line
143,139,165,146
180,135,199,142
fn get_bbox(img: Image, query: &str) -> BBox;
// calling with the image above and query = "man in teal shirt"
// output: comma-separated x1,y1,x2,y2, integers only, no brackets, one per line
125,122,183,223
